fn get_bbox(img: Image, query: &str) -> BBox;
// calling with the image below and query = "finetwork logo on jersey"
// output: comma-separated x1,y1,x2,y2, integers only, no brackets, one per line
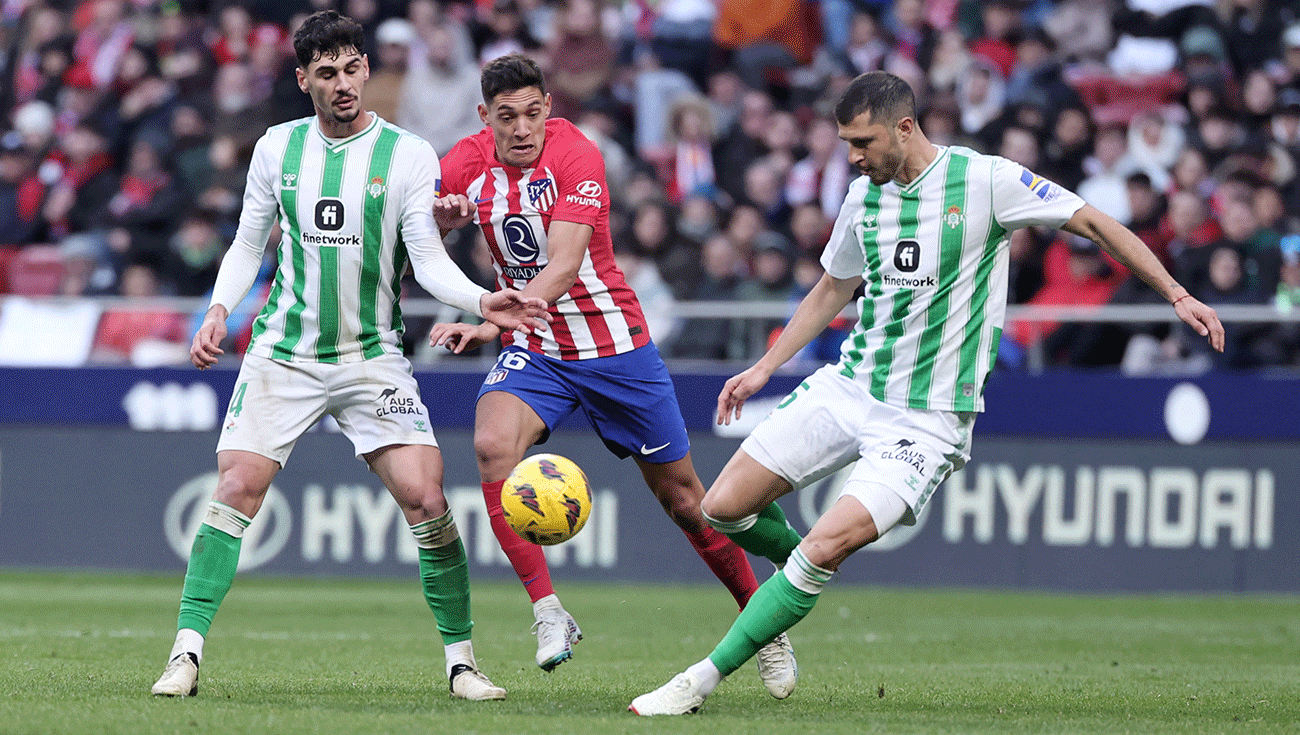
565,180,602,207
304,199,361,246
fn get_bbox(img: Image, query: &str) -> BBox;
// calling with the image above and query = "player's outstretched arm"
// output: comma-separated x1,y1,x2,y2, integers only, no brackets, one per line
190,305,228,369
718,272,861,425
1062,204,1225,353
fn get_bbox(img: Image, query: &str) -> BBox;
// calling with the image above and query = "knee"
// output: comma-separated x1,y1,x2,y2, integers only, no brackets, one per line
699,484,746,523
214,468,268,506
473,429,506,467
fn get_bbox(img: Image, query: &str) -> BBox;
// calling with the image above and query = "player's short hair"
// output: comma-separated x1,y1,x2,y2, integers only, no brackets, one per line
294,10,365,68
481,53,546,104
834,71,916,128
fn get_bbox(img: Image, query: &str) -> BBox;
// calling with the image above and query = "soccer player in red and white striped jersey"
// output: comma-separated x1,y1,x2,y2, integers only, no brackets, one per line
429,54,797,696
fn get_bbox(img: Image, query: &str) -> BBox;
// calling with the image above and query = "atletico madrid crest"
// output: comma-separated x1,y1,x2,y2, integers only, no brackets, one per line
527,177,556,211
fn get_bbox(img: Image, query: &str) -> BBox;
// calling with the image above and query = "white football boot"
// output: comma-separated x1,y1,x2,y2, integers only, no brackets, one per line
151,652,199,697
756,632,798,698
532,605,582,671
628,671,707,715
449,664,507,701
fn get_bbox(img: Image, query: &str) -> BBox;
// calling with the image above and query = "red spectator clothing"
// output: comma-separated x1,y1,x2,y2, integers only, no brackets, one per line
714,0,818,64
1040,237,1129,288
1012,239,1127,346
1156,213,1221,254
969,38,1016,78
440,118,650,360
93,309,187,357
108,171,170,217
210,23,285,66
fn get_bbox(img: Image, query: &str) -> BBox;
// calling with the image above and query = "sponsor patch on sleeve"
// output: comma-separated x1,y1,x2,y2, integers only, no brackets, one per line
1019,168,1061,202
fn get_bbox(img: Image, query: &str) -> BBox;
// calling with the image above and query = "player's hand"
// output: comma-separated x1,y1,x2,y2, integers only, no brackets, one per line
190,305,228,369
717,364,773,426
432,194,475,231
480,289,552,334
429,321,501,354
1173,294,1225,353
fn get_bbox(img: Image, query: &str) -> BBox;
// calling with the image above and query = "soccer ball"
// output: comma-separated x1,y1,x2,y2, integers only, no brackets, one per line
501,453,592,545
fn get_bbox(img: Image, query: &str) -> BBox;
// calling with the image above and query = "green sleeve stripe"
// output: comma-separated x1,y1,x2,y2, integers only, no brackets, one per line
954,163,1006,411
263,123,310,359
840,185,882,380
360,127,400,359
313,147,348,362
909,153,968,408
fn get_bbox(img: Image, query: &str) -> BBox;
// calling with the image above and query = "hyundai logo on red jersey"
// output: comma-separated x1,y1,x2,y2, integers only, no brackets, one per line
576,180,602,197
527,177,556,210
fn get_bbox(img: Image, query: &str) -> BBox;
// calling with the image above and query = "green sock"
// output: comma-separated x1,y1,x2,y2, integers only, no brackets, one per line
707,570,819,676
717,502,803,567
176,523,242,636
413,514,473,645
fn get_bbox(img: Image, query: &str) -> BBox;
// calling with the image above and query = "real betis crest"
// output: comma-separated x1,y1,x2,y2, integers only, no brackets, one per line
944,205,964,229
367,176,387,198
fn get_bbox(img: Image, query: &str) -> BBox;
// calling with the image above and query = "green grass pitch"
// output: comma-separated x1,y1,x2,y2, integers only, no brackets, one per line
1,571,1297,734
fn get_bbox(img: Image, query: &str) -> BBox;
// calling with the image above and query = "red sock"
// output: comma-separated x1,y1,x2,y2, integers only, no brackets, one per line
483,479,554,603
683,526,759,608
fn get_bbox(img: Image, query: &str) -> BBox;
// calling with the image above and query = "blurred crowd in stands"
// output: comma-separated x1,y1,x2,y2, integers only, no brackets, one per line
2,0,1300,373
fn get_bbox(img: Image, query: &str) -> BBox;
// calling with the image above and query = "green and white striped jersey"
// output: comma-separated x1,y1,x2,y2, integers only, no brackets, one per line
217,113,483,363
821,146,1084,412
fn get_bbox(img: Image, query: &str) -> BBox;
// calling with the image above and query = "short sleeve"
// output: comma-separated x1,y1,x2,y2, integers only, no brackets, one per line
991,157,1086,232
820,178,868,279
549,132,608,228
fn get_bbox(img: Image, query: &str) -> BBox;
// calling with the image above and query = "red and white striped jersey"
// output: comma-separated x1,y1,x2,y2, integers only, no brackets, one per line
440,118,650,360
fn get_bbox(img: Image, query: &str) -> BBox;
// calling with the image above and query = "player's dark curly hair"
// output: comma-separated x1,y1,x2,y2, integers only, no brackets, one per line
293,10,365,68
481,53,546,104
835,71,916,127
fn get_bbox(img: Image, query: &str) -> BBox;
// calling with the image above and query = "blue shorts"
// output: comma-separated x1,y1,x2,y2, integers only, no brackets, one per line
477,343,690,463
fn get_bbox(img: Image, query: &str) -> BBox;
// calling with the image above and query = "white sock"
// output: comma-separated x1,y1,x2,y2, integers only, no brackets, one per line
444,639,475,678
170,628,205,664
532,594,562,616
685,658,722,696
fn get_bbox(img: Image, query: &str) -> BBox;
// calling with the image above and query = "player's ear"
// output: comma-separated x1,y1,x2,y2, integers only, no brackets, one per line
895,116,914,144
296,66,308,94
478,103,489,125
543,93,552,119
362,54,370,80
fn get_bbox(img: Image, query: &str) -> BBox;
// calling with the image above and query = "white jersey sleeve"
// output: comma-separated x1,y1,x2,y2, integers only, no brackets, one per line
990,158,1086,232
820,177,870,280
400,139,486,318
209,133,280,313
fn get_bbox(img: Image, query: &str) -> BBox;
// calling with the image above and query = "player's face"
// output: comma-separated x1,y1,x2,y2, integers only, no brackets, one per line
480,86,550,168
297,48,369,129
839,111,907,186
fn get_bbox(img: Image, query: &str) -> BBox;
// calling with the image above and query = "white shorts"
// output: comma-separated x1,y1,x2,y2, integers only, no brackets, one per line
741,364,974,534
216,353,438,466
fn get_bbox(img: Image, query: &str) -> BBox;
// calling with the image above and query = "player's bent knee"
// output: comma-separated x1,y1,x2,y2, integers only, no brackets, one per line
701,507,758,534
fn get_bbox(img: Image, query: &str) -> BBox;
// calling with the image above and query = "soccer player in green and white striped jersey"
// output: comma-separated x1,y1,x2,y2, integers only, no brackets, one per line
631,71,1226,716
151,10,549,703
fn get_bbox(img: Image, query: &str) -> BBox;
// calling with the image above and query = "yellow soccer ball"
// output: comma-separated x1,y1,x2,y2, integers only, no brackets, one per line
501,453,592,545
